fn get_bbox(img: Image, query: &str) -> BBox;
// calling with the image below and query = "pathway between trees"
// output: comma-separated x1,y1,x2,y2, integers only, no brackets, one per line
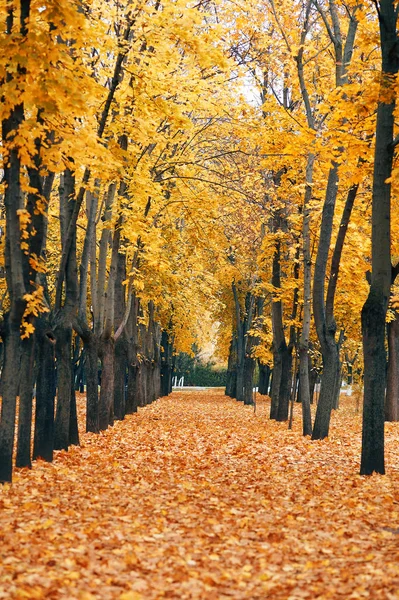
1,391,399,599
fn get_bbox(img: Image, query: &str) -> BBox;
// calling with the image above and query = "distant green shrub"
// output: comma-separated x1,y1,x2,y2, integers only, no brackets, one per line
174,352,227,387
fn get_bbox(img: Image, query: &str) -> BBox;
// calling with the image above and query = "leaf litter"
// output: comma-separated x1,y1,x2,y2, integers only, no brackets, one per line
0,390,399,599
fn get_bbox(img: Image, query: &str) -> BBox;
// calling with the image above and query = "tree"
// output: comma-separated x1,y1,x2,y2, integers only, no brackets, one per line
360,0,399,475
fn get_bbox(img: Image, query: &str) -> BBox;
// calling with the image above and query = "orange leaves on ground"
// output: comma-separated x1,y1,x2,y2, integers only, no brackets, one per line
1,391,399,599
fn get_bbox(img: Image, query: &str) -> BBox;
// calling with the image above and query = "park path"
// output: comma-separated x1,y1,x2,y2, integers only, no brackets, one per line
1,390,399,599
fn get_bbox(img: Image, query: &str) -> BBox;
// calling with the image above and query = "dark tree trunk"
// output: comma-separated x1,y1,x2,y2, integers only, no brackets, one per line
126,363,139,413
16,336,35,468
126,294,139,413
73,343,85,391
312,182,358,438
69,378,80,446
114,250,127,420
309,369,318,405
99,337,115,430
0,322,21,482
361,290,386,474
277,349,292,421
54,169,79,451
114,338,126,420
160,329,173,397
312,345,339,439
270,347,282,419
85,334,99,432
361,0,399,475
232,282,244,402
258,363,271,395
236,357,245,401
386,314,399,421
333,360,343,410
33,320,56,462
54,322,72,450
243,353,255,406
152,320,161,401
270,237,292,420
225,336,237,397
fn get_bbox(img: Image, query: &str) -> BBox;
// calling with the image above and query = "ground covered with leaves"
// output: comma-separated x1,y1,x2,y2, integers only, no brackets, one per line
1,391,399,599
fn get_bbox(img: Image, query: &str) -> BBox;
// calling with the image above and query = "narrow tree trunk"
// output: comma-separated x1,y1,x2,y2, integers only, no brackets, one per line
232,282,244,401
299,154,314,437
126,294,139,413
312,165,340,439
160,329,173,397
0,322,21,482
33,320,56,462
54,322,72,450
99,337,115,430
16,336,35,468
114,338,126,420
312,346,339,438
277,348,292,421
85,334,99,432
114,250,127,420
126,363,139,413
386,314,399,421
243,353,255,405
258,363,271,396
69,376,80,446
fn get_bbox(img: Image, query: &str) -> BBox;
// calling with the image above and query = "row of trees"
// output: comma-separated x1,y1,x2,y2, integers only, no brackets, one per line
215,0,399,475
0,0,398,481
0,0,239,482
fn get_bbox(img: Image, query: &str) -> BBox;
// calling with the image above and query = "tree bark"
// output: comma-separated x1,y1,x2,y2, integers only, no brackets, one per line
160,329,173,397
361,0,399,475
258,362,271,395
299,154,314,437
114,250,127,421
15,336,35,468
54,169,79,450
386,313,399,421
99,336,115,430
33,319,56,462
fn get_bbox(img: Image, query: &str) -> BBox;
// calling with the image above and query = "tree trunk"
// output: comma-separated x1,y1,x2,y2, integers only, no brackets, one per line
54,321,72,450
114,337,126,420
85,334,99,433
386,314,399,421
243,353,255,405
270,236,292,421
277,348,292,421
33,320,56,462
361,290,387,474
160,329,173,397
54,169,79,451
312,345,339,439
361,0,399,475
99,337,115,430
126,363,139,414
258,363,271,396
232,282,244,401
69,377,80,446
16,336,35,468
114,250,127,420
126,294,139,413
270,348,282,419
0,321,21,482
298,154,314,437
